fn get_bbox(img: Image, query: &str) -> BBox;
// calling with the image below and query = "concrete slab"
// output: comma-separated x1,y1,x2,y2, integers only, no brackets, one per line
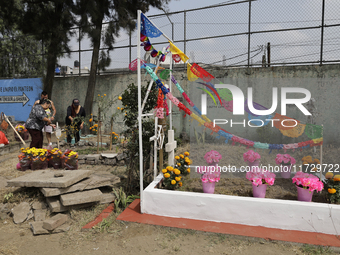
43,213,68,231
30,222,71,235
11,202,31,224
40,173,120,197
86,154,101,161
32,201,47,210
46,197,96,213
0,176,7,189
101,153,117,159
100,193,115,204
60,189,102,206
34,209,46,221
7,170,92,188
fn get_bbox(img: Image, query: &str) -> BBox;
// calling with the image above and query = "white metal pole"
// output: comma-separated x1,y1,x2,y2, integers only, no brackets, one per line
137,10,144,213
154,117,158,180
169,54,173,130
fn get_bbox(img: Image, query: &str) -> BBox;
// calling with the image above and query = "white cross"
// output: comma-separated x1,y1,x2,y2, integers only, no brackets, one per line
165,130,177,166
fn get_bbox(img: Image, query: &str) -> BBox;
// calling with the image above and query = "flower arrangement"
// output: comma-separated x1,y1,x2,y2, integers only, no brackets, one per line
275,154,296,165
62,149,78,170
28,148,48,170
246,169,276,186
14,124,29,141
174,151,191,176
111,131,120,144
162,166,182,190
201,172,220,183
89,123,98,135
324,172,340,204
301,156,320,172
204,150,222,164
243,150,261,163
48,148,63,169
18,147,32,171
292,172,323,192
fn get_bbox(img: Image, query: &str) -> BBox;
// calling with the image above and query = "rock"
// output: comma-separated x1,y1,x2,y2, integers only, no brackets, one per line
88,142,94,146
104,158,117,165
60,189,102,206
43,213,68,231
78,141,85,147
32,201,47,210
11,202,31,224
30,222,71,235
78,155,87,160
27,210,34,221
116,153,125,161
0,177,8,189
86,154,101,161
78,159,85,164
0,212,9,220
117,160,125,166
0,203,10,214
34,209,46,221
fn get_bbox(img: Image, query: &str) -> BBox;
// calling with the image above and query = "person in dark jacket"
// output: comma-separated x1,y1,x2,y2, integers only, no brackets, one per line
65,99,85,143
26,99,56,148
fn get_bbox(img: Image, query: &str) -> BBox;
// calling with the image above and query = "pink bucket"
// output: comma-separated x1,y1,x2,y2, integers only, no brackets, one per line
252,184,267,198
202,181,215,194
297,186,314,202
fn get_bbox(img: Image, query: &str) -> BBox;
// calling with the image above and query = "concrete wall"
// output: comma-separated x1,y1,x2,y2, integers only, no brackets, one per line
52,64,340,145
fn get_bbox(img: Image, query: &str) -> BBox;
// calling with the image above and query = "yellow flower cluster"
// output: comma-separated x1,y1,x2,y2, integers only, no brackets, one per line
67,151,78,159
162,165,183,189
50,148,62,155
302,156,320,165
112,131,119,140
21,147,47,157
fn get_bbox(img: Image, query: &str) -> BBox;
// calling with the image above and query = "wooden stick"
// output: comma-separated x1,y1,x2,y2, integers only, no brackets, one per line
110,117,113,151
4,114,26,147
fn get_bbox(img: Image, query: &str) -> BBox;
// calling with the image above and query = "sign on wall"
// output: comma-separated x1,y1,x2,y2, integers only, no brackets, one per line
0,78,43,121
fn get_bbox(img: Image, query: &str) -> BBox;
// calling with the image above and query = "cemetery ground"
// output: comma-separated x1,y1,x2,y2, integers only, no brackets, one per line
0,135,339,254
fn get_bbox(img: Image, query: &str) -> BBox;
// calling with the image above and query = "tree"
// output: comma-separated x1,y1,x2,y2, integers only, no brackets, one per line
74,0,170,119
20,0,75,98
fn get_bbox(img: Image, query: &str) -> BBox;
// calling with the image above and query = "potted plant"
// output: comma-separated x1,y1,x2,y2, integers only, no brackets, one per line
275,154,296,179
201,172,220,194
246,169,275,198
162,166,182,190
204,150,222,167
62,149,79,170
301,156,320,173
292,172,323,202
243,150,261,168
323,172,340,204
174,151,191,176
48,148,63,169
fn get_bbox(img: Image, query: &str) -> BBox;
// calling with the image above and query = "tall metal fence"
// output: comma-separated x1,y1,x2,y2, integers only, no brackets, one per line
2,0,340,78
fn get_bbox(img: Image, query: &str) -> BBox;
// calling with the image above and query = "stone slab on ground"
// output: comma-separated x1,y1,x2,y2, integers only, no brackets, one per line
34,209,46,221
11,202,31,224
7,170,92,188
40,173,120,197
101,153,117,159
60,189,102,206
32,201,47,210
46,197,96,213
43,213,68,231
100,193,115,204
86,154,101,161
30,222,71,235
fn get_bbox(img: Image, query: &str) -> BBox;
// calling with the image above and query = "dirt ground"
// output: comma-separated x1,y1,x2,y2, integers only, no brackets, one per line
0,131,339,255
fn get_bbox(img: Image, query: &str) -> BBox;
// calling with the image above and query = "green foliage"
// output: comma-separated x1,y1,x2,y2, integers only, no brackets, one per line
3,192,13,202
112,187,139,212
174,153,191,176
300,244,335,255
323,177,340,204
194,128,205,145
120,83,157,192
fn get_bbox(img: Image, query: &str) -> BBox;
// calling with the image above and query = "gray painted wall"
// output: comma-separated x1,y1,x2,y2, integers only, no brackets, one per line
52,64,340,145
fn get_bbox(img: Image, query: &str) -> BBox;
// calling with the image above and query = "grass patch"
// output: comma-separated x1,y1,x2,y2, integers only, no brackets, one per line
300,244,335,254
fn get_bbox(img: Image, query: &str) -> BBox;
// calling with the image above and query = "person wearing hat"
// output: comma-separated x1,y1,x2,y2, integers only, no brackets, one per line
65,99,86,143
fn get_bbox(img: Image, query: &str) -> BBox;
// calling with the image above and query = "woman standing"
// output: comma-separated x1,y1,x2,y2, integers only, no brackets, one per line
26,99,56,148
65,99,86,143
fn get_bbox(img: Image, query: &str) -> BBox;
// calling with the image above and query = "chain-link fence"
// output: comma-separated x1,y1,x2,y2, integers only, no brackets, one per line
1,0,340,78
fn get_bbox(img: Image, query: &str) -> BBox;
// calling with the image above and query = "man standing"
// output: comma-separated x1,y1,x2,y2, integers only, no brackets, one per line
33,91,56,146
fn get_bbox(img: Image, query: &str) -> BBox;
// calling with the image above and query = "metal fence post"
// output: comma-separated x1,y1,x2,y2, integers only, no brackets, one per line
320,0,325,66
79,27,81,76
247,0,252,68
184,10,186,55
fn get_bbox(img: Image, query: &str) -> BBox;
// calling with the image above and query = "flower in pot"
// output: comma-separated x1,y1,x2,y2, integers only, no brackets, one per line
275,154,296,178
204,150,222,165
162,166,182,190
301,156,320,173
243,150,261,168
292,172,323,202
246,169,275,198
323,172,340,204
201,172,220,194
174,151,191,176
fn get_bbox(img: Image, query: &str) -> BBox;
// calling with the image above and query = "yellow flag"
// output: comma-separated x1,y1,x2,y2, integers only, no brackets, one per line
169,41,189,63
187,63,199,81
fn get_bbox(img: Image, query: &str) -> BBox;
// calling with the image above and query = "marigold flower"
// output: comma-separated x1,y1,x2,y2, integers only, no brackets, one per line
164,173,170,178
328,188,336,194
177,163,181,166
117,107,120,110
166,166,173,171
187,168,190,173
125,114,127,116
184,152,190,156
175,170,181,175
104,94,106,96
179,154,184,158
98,94,100,97
175,177,181,182
101,96,103,98
89,118,93,122
118,96,122,100
114,137,117,139
162,169,167,173
325,172,334,179
179,182,183,187
175,156,180,160
171,180,176,185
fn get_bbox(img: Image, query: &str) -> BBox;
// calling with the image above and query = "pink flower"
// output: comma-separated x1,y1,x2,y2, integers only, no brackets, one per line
275,154,296,165
246,168,275,186
243,150,261,163
204,150,222,164
292,172,323,193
